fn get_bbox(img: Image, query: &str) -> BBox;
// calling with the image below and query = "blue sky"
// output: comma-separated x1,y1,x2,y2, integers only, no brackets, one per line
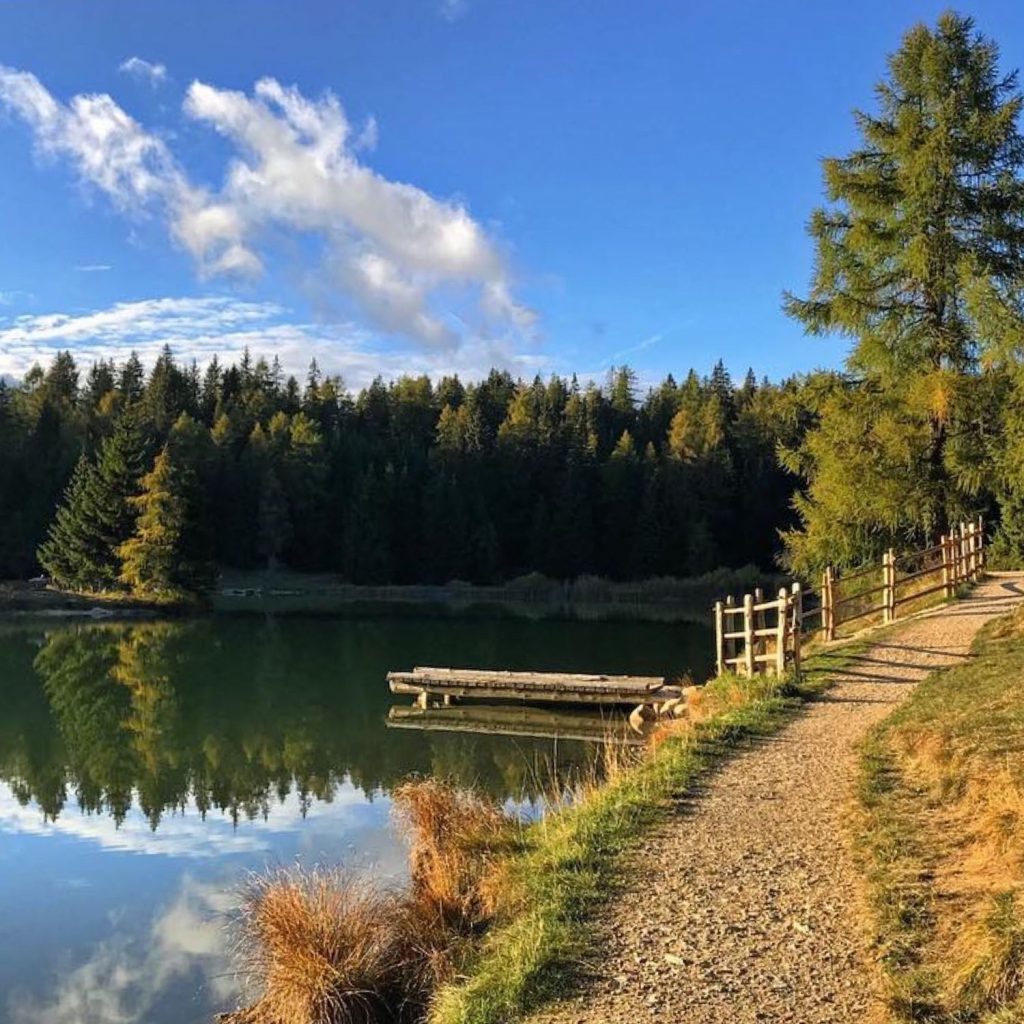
1,1,1023,389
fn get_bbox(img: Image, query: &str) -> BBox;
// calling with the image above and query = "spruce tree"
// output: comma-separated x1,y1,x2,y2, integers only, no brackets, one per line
38,455,103,588
783,12,1024,572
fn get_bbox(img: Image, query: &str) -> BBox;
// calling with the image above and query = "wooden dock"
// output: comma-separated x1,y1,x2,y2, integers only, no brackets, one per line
386,667,691,729
388,666,681,706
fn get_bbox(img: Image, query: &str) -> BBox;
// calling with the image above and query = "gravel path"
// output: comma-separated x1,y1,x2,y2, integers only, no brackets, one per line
528,574,1024,1024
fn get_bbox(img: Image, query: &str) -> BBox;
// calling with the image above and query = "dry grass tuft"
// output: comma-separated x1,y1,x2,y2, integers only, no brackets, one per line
222,868,429,1024
392,778,518,929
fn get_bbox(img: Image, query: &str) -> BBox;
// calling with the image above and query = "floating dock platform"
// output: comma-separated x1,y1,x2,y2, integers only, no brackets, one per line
386,667,690,726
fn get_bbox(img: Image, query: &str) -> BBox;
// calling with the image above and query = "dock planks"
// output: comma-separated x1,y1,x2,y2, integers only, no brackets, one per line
387,665,681,707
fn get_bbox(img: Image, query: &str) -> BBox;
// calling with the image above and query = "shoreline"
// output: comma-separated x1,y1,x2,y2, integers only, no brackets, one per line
0,565,781,624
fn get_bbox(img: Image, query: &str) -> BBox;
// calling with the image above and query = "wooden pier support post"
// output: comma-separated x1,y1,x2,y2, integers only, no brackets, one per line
714,600,724,677
775,588,788,677
743,593,755,678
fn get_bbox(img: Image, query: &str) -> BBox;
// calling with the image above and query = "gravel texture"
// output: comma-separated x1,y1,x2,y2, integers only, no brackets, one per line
527,574,1024,1024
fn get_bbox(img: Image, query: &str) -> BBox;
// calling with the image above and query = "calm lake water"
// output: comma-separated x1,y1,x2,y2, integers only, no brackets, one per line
0,612,711,1024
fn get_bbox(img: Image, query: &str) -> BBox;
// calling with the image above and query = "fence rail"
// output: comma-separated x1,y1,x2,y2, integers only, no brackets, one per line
712,516,985,678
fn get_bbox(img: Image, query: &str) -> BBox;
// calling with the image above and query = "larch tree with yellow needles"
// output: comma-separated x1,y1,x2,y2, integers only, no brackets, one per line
782,11,1024,575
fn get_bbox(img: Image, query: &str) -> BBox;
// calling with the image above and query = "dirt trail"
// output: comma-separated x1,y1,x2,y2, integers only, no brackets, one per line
528,574,1024,1024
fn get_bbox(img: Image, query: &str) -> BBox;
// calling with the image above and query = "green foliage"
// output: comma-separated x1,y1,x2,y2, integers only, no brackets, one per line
6,346,808,586
783,12,1024,575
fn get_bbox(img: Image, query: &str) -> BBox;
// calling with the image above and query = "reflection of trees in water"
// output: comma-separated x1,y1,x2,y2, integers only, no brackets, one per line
0,621,593,827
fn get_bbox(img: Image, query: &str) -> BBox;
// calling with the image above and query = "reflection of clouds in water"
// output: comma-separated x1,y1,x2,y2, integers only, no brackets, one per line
0,779,389,859
7,876,238,1024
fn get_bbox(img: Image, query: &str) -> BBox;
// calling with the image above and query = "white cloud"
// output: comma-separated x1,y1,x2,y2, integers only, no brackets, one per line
0,64,182,212
0,66,534,350
0,295,549,388
118,56,167,86
73,263,112,272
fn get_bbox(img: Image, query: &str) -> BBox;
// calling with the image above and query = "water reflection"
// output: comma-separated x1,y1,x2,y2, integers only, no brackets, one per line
6,875,236,1024
2,619,624,831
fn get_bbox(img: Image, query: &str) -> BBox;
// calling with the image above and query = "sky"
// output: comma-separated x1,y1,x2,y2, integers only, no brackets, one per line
1,1,1024,391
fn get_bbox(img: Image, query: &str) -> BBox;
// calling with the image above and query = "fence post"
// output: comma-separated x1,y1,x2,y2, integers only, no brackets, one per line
880,549,895,625
790,581,803,676
753,587,765,675
725,595,735,669
889,548,898,623
940,534,951,598
977,513,985,572
775,588,787,676
743,593,755,678
882,549,889,624
823,565,836,641
960,521,969,584
714,600,724,677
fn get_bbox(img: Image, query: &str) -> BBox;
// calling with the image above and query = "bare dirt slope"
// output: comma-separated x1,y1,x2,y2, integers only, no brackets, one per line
528,574,1024,1024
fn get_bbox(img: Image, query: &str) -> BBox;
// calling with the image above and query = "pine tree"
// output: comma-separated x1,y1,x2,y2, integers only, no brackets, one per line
783,12,1024,572
257,469,292,570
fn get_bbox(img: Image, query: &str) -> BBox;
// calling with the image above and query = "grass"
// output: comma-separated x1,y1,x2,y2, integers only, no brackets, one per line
223,869,426,1024
852,603,1024,1023
225,783,522,1024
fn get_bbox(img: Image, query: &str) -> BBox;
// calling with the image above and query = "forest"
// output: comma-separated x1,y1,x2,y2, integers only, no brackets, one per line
0,349,816,595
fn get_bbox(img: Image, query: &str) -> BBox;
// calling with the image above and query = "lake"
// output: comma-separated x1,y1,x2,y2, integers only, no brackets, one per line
0,612,711,1024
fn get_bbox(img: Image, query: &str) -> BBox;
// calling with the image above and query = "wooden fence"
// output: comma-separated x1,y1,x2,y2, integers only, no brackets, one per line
714,583,803,678
713,516,985,677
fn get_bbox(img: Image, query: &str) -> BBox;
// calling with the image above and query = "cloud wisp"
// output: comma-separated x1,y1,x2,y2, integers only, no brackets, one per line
0,66,534,350
117,56,168,86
